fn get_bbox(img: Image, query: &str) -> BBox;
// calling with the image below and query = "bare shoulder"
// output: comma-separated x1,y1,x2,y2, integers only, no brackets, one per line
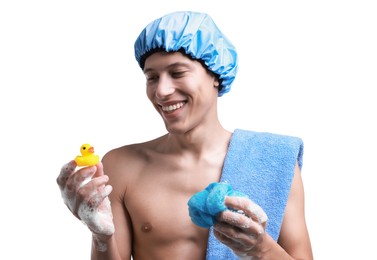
104,134,166,163
101,135,167,192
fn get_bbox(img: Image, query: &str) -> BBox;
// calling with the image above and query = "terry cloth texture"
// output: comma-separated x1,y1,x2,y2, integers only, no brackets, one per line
188,182,249,228
206,128,304,259
134,11,238,97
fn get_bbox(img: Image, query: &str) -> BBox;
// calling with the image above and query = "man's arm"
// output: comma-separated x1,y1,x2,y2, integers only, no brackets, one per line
90,196,133,260
278,162,313,259
91,153,134,260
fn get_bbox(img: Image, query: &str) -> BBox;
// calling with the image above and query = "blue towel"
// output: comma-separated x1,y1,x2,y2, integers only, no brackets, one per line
200,129,304,259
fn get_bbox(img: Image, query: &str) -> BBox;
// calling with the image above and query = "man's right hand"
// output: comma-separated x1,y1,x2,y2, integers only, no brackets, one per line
56,161,115,238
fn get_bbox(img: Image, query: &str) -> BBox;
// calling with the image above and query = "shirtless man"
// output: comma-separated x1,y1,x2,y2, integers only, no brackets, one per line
57,11,313,260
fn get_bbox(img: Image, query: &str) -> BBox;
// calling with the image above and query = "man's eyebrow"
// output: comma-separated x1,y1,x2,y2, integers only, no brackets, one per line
167,62,192,69
144,62,192,74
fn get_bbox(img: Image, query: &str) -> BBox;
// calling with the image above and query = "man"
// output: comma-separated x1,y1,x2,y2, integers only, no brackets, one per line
57,11,313,259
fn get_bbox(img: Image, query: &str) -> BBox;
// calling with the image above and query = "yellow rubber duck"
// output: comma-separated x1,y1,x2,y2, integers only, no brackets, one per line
74,143,100,167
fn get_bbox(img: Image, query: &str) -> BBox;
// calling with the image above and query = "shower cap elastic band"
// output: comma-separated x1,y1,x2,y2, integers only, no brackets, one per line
134,11,238,96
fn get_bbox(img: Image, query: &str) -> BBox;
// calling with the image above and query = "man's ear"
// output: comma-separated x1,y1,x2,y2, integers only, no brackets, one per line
214,80,220,88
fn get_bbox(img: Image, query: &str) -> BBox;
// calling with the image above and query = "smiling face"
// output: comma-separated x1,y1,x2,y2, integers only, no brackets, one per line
143,51,220,134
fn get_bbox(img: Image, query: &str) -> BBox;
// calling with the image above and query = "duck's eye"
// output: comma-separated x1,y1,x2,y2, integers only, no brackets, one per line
83,147,86,150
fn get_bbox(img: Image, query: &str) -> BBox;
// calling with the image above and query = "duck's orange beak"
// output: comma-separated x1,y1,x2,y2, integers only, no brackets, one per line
89,147,95,153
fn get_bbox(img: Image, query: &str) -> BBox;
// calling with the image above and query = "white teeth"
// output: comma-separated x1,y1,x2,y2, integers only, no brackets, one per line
162,102,185,112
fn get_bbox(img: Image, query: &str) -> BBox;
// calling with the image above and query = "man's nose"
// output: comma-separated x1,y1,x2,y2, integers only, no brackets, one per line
155,75,175,99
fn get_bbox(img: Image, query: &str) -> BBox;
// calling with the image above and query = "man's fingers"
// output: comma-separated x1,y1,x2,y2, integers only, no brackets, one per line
225,196,268,224
78,184,113,219
88,174,110,189
219,210,265,236
65,165,97,190
78,175,111,201
92,162,104,178
57,160,76,186
214,220,263,254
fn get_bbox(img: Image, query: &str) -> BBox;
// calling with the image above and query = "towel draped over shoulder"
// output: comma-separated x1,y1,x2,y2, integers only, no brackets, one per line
206,128,304,259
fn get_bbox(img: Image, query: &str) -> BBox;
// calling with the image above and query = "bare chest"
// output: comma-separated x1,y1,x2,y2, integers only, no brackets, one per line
125,159,222,255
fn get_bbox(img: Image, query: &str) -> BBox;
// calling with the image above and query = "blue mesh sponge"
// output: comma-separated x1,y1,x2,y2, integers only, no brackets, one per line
187,182,248,228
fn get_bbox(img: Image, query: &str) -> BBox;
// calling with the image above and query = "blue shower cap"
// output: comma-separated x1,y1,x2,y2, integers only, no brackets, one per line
134,11,238,96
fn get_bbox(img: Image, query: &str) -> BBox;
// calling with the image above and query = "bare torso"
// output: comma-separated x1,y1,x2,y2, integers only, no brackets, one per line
103,131,231,259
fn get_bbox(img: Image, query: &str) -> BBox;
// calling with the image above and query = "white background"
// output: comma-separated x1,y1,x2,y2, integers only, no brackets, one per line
1,1,376,259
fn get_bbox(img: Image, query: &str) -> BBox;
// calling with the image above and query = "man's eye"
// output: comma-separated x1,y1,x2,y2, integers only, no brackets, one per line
171,71,185,78
146,75,158,81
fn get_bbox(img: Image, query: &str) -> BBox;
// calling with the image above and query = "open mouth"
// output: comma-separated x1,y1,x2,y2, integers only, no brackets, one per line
161,101,186,113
